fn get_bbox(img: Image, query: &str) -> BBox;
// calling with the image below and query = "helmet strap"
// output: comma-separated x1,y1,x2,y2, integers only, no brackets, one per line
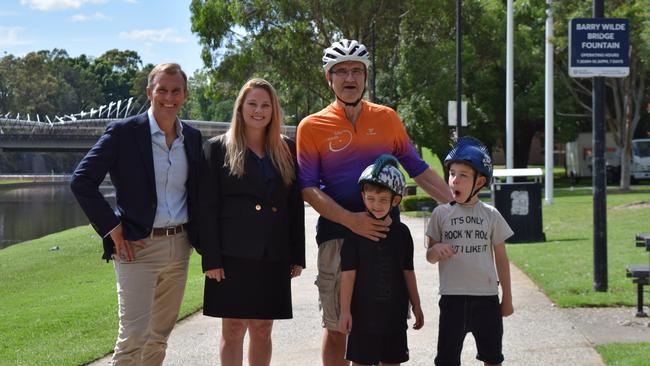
365,191,396,221
464,174,486,204
330,72,367,108
334,86,366,107
366,208,391,221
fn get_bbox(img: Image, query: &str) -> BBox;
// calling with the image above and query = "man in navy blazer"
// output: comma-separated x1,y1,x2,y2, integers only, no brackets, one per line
71,63,202,365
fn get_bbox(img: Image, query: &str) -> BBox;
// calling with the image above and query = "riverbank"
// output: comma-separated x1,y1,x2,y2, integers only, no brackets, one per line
0,179,114,249
0,173,69,181
0,181,69,188
0,151,84,174
0,225,205,365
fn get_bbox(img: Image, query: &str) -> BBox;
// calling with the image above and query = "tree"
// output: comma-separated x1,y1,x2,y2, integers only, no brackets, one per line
0,49,151,120
93,49,143,103
395,0,577,168
182,69,230,121
190,0,576,169
129,63,154,115
0,55,18,114
553,0,650,189
190,0,408,124
396,0,506,162
40,49,104,115
10,52,59,117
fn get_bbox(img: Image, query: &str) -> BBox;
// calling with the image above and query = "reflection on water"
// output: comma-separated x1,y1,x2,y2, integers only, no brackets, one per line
0,183,114,249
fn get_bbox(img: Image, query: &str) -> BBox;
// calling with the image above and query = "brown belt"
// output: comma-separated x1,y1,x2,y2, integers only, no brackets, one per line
150,224,184,238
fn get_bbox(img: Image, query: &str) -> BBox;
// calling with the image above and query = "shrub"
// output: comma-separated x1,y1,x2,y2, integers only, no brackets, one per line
401,195,436,212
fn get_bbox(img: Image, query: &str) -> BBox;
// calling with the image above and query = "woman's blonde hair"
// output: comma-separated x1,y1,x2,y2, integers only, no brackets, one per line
223,78,295,185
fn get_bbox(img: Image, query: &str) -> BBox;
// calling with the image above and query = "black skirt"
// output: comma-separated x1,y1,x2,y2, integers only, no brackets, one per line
203,256,293,319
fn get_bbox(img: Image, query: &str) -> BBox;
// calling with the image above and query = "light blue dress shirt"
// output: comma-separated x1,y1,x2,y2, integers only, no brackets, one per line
148,108,189,228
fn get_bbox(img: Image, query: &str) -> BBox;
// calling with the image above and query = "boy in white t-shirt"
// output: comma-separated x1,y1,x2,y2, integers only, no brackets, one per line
426,137,514,366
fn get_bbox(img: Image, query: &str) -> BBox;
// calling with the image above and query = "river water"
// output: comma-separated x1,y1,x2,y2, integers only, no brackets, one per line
0,183,114,249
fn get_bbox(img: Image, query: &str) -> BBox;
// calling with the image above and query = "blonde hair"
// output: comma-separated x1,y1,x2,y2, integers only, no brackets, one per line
223,78,295,185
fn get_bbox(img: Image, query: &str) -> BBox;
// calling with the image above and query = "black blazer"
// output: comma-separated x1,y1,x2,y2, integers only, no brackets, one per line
198,135,305,272
70,112,203,260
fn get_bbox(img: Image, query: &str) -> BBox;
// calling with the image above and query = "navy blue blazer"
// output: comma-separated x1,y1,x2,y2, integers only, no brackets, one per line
70,112,203,261
199,135,305,272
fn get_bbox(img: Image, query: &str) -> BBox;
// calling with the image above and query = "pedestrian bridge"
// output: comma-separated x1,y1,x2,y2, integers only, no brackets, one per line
0,118,297,152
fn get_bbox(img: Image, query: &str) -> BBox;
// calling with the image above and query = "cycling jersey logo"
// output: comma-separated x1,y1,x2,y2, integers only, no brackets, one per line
327,130,353,152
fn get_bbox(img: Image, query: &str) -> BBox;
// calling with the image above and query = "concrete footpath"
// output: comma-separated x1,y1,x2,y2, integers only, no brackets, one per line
89,206,606,365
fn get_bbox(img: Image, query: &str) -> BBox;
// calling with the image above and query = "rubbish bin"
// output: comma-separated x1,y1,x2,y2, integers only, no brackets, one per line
492,182,545,243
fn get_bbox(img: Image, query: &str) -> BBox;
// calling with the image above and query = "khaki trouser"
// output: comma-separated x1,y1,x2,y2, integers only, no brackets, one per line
110,231,192,366
315,238,344,331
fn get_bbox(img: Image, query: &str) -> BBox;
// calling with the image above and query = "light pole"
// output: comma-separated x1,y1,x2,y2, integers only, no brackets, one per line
456,0,462,138
544,0,554,204
371,20,376,103
506,0,514,183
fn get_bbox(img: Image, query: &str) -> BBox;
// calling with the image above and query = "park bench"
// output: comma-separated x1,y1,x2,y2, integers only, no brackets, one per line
625,233,650,318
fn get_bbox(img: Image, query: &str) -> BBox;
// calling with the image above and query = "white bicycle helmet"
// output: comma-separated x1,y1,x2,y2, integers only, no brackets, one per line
322,39,370,74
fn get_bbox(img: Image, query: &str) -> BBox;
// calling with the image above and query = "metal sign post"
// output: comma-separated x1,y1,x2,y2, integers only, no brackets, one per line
568,3,630,292
591,0,607,292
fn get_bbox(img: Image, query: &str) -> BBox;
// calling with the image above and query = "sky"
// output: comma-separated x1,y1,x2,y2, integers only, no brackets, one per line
0,0,206,74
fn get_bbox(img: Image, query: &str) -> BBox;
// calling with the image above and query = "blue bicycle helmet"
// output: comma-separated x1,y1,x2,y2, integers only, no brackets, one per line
444,136,493,182
445,137,492,202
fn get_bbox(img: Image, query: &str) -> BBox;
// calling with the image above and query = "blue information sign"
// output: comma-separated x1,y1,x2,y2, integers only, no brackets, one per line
569,18,629,78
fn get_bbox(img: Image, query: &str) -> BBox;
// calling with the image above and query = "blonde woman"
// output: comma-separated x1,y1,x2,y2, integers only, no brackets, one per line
199,78,305,366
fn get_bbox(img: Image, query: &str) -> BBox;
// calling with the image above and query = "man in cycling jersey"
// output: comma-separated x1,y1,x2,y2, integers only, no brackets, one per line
296,39,453,365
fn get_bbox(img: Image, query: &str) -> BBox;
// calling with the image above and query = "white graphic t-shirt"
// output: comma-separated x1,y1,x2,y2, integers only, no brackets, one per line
426,201,513,296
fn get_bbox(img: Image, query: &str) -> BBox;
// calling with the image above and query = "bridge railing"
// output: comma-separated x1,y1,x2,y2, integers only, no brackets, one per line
0,118,297,141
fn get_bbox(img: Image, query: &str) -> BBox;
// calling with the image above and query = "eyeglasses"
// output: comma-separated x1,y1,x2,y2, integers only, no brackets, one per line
330,68,366,78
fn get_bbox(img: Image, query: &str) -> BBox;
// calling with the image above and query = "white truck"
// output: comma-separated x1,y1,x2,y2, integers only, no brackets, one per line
631,138,650,182
565,133,650,183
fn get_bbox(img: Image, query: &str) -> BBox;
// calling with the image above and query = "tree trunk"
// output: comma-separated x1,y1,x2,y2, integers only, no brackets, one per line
514,120,543,169
610,52,646,191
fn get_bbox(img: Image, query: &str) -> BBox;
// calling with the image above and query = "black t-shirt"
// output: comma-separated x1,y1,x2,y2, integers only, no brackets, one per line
340,221,414,334
316,206,401,245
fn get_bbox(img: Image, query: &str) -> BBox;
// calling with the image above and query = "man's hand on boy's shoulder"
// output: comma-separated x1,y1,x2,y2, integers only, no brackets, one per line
345,211,390,242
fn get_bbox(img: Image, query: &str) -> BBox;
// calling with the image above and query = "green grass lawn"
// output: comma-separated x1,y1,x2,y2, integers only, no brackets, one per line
597,343,650,366
500,186,650,365
0,227,204,365
402,147,445,195
0,179,32,185
503,186,650,364
507,187,650,307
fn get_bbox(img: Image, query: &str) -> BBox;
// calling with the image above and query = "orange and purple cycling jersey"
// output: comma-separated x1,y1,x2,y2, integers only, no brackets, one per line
297,100,428,244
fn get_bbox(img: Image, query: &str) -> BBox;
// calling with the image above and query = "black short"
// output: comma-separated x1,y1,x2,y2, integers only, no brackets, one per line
435,295,503,366
346,329,409,365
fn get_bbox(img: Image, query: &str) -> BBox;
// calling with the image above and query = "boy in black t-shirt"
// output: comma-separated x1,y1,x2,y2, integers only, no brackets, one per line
339,154,424,366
